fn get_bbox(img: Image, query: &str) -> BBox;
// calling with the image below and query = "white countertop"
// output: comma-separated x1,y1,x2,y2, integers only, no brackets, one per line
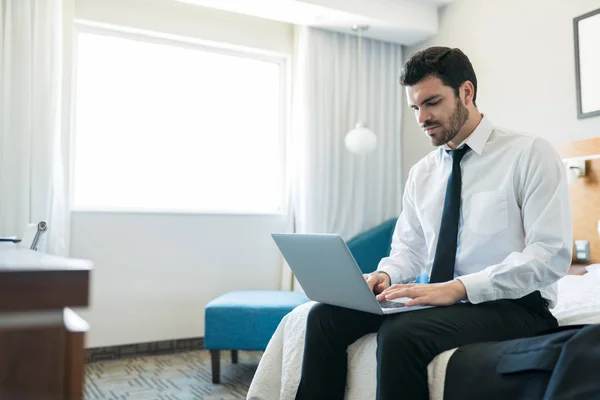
0,249,92,271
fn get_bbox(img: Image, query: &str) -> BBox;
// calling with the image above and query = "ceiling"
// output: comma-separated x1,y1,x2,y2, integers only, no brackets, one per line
177,0,454,45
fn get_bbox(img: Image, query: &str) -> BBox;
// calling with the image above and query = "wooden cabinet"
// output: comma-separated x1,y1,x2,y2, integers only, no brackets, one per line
0,250,91,399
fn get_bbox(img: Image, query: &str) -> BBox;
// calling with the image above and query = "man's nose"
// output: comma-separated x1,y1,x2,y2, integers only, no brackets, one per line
417,108,431,125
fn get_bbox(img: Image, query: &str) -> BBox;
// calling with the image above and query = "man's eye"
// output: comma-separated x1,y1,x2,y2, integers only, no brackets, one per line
427,100,440,106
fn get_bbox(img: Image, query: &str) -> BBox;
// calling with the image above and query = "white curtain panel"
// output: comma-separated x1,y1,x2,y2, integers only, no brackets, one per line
0,0,71,254
292,26,403,239
281,26,403,290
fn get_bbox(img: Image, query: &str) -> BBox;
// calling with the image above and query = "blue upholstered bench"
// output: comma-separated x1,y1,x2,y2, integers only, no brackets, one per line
205,290,309,383
204,218,406,384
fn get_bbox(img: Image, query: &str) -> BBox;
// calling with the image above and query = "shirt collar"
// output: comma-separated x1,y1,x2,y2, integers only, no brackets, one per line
442,115,493,156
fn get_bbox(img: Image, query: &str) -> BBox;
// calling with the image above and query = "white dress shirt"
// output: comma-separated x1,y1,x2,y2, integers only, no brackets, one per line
378,116,572,308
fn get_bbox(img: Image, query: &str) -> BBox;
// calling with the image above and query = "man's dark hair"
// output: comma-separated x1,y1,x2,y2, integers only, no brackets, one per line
399,47,477,106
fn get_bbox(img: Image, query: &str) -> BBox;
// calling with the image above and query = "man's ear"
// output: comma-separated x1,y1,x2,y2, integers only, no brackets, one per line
461,81,475,106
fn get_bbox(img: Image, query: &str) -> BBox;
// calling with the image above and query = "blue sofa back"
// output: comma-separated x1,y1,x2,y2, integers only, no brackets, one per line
346,218,398,274
346,218,428,283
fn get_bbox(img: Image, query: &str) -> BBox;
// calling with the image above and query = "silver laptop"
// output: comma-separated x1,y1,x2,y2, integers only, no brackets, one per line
271,233,432,315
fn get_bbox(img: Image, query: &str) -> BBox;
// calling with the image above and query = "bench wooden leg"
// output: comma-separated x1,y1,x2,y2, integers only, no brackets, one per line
210,350,220,384
231,350,238,364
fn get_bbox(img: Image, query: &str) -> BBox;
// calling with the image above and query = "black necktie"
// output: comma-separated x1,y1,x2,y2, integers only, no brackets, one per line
429,146,470,284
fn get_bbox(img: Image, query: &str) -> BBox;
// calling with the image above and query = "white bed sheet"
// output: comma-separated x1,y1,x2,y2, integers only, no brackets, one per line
247,273,600,400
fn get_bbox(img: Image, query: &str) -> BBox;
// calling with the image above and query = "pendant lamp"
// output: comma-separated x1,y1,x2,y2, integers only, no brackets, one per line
345,25,376,155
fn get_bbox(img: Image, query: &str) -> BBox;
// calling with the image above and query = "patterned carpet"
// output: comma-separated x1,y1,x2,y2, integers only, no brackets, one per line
85,350,262,399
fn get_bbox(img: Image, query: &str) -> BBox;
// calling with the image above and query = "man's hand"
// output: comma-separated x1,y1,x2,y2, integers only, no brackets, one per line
363,272,391,295
376,280,467,306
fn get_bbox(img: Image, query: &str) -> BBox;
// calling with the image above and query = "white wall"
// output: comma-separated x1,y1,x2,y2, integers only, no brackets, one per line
402,0,600,181
72,0,294,348
72,212,289,347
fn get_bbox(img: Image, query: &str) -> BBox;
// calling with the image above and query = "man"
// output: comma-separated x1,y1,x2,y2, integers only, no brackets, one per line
294,46,572,400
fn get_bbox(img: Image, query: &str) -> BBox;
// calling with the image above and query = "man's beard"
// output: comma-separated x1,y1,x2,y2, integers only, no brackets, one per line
429,99,469,147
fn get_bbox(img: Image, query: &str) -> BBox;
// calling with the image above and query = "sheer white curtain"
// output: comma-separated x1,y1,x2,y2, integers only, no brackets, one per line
0,0,71,254
281,26,404,290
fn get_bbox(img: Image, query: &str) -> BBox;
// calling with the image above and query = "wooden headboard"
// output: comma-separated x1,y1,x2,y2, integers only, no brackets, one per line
556,137,600,266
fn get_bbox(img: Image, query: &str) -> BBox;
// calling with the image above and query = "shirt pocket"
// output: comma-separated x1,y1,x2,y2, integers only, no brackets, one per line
466,190,508,235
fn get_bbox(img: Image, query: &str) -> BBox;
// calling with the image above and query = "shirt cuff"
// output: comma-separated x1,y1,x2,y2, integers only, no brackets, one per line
457,270,495,304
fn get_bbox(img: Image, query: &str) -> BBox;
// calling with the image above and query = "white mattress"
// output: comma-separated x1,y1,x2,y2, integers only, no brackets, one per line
551,273,600,325
248,273,600,400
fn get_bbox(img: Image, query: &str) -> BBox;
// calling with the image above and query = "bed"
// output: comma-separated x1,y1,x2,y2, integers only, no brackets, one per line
246,266,600,400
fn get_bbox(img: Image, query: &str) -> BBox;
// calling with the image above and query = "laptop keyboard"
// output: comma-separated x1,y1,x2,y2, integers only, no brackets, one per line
379,300,407,309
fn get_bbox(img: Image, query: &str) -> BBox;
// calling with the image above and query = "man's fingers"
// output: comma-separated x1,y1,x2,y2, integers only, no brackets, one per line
382,283,416,292
365,274,381,292
374,283,387,295
406,296,429,307
380,285,428,300
377,288,403,300
376,283,460,307
383,290,408,300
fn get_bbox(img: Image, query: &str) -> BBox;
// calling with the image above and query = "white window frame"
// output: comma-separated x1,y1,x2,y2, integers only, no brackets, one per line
70,20,291,216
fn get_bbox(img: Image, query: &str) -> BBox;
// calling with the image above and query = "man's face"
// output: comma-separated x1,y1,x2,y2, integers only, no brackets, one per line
406,75,469,147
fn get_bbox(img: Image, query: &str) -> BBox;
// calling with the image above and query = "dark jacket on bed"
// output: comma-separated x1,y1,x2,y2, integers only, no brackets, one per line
443,324,600,400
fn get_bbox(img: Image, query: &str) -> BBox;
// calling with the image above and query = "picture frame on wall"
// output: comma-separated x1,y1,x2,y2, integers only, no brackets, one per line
574,8,600,119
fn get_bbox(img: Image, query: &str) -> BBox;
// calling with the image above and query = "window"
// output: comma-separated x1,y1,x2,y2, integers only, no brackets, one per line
73,29,285,214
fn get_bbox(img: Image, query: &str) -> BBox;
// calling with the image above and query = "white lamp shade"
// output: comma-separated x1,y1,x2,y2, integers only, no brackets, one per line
345,122,376,154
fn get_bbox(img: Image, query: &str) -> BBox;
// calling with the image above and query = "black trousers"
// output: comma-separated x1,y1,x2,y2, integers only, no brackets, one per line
295,291,558,400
